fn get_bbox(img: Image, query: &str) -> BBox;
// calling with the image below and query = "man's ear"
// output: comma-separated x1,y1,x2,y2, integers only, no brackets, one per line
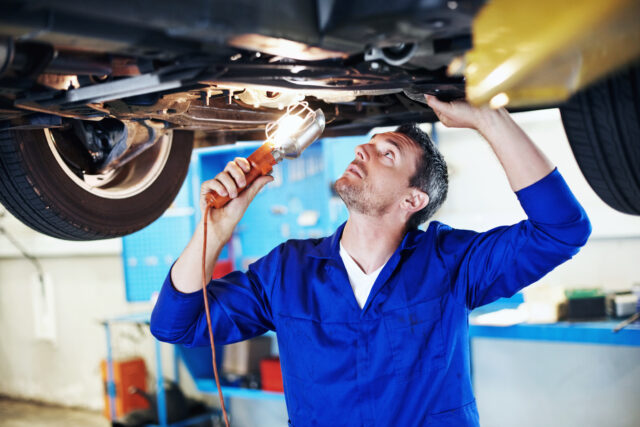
402,189,429,214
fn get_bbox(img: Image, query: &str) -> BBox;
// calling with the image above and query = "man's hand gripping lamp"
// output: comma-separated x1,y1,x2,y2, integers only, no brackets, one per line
205,102,326,208
201,102,325,427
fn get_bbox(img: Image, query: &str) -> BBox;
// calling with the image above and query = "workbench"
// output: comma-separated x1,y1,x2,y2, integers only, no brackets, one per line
469,295,640,427
469,291,640,345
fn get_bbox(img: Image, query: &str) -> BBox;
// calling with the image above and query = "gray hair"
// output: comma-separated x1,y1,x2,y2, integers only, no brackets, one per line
395,123,448,229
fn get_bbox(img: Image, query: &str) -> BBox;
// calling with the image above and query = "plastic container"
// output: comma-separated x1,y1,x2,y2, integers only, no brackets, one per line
260,357,284,392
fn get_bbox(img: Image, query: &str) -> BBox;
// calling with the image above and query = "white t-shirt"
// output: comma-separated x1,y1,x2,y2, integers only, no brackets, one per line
339,242,386,309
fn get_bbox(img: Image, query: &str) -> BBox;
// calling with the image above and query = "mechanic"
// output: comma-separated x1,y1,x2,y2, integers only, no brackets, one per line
150,95,591,426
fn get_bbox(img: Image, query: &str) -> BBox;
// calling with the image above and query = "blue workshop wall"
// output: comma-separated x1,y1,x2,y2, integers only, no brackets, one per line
122,135,367,302
121,168,196,302
235,141,330,267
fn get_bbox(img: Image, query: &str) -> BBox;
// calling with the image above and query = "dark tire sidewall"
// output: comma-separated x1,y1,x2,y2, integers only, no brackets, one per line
12,129,193,238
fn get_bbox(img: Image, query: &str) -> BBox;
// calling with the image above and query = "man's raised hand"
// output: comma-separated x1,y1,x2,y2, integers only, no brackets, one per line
425,94,498,131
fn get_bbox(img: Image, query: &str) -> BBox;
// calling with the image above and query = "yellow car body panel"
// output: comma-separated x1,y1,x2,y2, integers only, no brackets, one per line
465,0,640,107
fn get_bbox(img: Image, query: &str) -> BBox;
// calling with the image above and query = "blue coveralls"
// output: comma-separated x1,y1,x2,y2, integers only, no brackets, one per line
151,168,591,426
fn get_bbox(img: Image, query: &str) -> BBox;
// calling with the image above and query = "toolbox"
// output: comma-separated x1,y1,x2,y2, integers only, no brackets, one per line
100,357,149,418
564,289,606,320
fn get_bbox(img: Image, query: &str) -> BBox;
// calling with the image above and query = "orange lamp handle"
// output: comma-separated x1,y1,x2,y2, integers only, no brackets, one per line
205,142,278,209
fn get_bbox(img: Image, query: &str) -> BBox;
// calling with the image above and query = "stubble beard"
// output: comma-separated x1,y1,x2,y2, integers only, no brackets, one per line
334,176,390,216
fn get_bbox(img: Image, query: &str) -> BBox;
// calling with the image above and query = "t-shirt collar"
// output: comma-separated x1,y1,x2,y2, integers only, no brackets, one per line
308,221,420,259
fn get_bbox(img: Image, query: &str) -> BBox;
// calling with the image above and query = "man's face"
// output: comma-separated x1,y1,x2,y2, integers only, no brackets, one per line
334,132,423,216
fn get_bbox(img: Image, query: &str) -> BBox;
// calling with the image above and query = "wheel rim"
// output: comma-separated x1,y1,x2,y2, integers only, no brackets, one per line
45,129,173,200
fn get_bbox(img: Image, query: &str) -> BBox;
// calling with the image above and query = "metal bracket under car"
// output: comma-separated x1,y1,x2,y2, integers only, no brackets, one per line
70,118,169,175
13,62,216,119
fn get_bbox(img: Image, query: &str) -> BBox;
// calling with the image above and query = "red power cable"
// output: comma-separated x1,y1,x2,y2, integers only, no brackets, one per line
201,204,230,427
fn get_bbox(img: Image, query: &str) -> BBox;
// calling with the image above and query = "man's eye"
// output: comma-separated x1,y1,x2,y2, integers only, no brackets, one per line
384,151,394,159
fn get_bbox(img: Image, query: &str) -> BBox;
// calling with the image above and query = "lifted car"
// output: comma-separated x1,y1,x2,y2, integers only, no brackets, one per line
0,0,638,240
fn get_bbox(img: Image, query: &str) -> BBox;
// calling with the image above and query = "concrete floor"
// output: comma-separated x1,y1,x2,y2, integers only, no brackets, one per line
0,397,109,427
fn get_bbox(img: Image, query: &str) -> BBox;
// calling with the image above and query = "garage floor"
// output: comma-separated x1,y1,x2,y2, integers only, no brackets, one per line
0,397,108,427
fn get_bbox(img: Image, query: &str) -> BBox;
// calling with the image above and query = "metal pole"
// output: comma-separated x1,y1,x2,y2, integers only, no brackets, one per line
154,338,168,426
104,322,117,420
173,345,180,384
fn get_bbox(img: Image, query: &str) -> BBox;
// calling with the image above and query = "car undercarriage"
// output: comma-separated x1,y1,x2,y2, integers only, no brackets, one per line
0,0,639,240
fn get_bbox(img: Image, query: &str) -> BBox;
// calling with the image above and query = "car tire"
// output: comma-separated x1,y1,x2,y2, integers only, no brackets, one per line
560,63,640,215
0,127,193,240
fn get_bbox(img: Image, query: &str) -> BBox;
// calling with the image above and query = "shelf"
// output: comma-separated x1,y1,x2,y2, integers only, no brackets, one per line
469,293,640,346
469,318,640,346
194,380,285,401
103,312,151,325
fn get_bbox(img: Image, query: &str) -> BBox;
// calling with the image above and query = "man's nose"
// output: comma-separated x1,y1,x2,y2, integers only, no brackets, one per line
354,144,369,161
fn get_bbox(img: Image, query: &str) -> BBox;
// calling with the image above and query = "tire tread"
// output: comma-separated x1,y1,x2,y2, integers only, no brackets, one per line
560,63,640,215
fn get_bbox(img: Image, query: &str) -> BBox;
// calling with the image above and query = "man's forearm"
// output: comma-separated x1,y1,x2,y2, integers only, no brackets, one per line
476,108,555,192
170,219,226,294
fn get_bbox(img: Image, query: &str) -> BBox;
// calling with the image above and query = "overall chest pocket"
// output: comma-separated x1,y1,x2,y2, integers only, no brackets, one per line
276,314,358,382
382,298,445,380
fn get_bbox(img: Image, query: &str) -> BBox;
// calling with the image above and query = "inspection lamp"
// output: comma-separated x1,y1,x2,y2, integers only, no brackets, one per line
206,101,326,208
